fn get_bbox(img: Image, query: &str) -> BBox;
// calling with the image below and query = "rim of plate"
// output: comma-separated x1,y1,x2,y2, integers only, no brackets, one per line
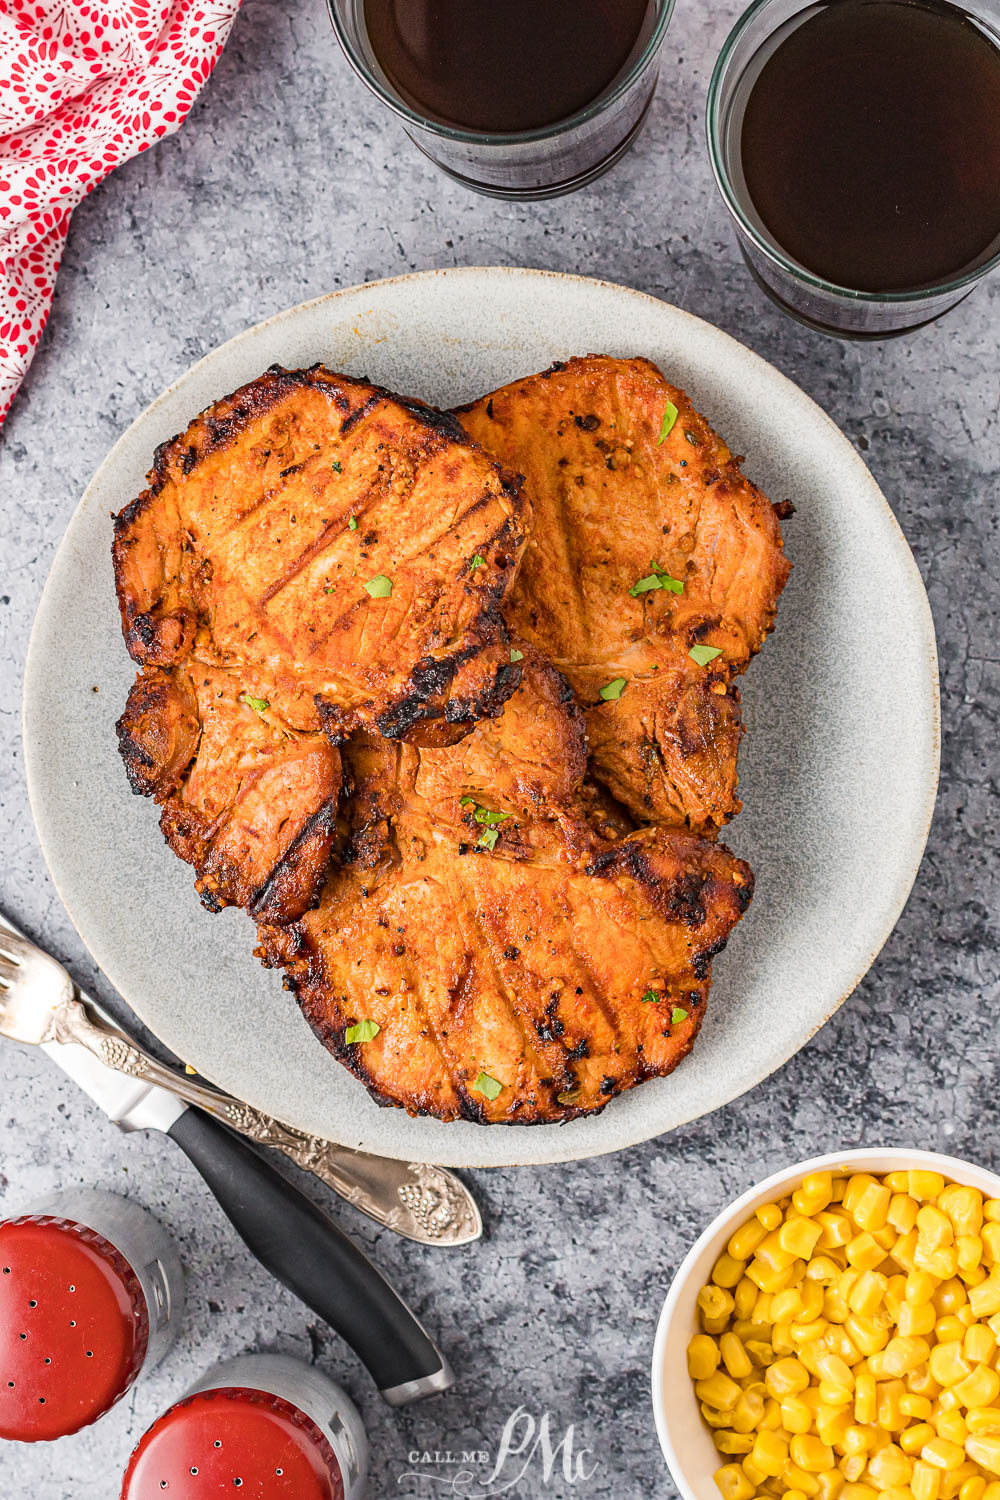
651,1147,1000,1496
22,267,941,1167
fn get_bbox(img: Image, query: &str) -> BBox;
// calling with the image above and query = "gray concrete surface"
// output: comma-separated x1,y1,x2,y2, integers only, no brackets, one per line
1,0,998,1494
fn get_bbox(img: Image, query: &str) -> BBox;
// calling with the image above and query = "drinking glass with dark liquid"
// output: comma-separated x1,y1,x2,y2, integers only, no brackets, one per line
708,0,1000,336
327,0,672,197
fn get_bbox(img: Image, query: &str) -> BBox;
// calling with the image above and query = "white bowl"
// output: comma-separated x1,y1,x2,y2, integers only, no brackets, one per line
650,1146,1000,1500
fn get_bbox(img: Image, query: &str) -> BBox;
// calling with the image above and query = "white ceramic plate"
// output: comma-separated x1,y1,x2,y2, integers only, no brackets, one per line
23,267,939,1168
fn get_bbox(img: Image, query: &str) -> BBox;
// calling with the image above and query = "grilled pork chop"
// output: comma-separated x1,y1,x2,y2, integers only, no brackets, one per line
258,655,753,1123
113,365,529,745
457,355,791,831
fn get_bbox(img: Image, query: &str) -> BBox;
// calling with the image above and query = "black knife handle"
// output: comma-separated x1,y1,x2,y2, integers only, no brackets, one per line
167,1106,453,1404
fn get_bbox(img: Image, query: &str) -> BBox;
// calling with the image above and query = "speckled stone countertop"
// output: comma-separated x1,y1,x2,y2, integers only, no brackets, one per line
1,1,998,1495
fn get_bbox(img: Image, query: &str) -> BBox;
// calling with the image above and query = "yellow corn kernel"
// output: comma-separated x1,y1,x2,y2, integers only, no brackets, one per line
986,1203,1000,1224
795,1173,836,1217
786,1466,822,1497
753,1292,775,1326
879,1489,917,1500
825,1289,851,1325
751,1430,789,1477
782,1217,825,1260
890,1195,921,1235
955,1366,1000,1411
903,1395,936,1420
920,1437,966,1471
808,1256,847,1286
967,1410,1000,1436
786,1492,811,1500
931,1343,973,1388
938,1317,969,1345
773,1321,796,1356
773,1288,806,1323
840,1485,878,1500
868,1444,914,1488
756,1202,783,1232
720,1332,754,1380
970,1278,1000,1320
791,1435,834,1473
696,1370,743,1409
815,1474,845,1500
901,1303,939,1338
766,1357,811,1398
957,1238,984,1276
879,1378,909,1431
714,1462,756,1500
850,1270,888,1315
942,1463,982,1498
780,1394,813,1434
841,1426,874,1457
983,1226,1000,1265
908,1271,940,1307
760,1396,783,1431
818,1212,857,1250
745,1339,776,1368
855,1370,877,1423
854,1182,893,1232
843,1175,880,1213
907,1365,943,1400
757,1231,800,1272
714,1252,749,1290
919,1206,956,1251
819,1379,854,1408
714,1431,755,1455
903,1424,939,1455
729,1389,765,1435
911,1173,947,1203
848,1234,888,1272
741,1453,769,1487
816,1406,852,1449
825,1327,863,1364
936,1281,970,1315
846,1314,890,1357
700,1284,737,1333
793,1320,830,1348
884,1337,934,1377
817,1352,854,1388
966,1436,1000,1476
965,1265,989,1289
689,1333,722,1379
748,1260,799,1296
734,1277,760,1322
937,1410,969,1447
701,1402,734,1428
801,1281,827,1321
913,1460,943,1500
730,1218,769,1262
887,1274,909,1316
940,1390,963,1413
982,1487,1000,1500
896,1232,921,1272
958,1480,987,1500
841,1454,868,1481
919,1244,960,1280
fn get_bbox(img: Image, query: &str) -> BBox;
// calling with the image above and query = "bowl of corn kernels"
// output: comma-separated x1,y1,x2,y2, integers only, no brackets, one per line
652,1149,1000,1500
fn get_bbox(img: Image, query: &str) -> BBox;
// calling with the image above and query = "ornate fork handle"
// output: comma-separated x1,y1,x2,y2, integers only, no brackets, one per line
51,997,480,1246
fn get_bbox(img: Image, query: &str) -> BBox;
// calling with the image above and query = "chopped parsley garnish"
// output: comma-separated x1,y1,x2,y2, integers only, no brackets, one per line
641,989,661,1004
459,795,477,809
240,693,269,715
671,1007,690,1025
324,584,336,594
658,401,679,444
348,516,358,530
599,677,627,701
364,574,393,598
332,460,342,473
345,1019,380,1045
510,648,524,662
461,797,510,827
470,553,486,571
478,828,501,852
689,644,723,667
629,560,684,598
473,1071,503,1101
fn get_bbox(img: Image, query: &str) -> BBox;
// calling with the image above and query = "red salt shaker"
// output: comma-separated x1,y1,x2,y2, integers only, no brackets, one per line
121,1353,369,1499
0,1188,183,1443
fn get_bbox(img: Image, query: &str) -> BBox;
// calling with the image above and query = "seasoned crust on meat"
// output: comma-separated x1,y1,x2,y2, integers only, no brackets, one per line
257,655,754,1123
112,364,529,745
456,355,791,830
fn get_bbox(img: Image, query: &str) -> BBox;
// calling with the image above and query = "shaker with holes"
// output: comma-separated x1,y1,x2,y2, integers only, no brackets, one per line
0,1187,183,1442
120,1352,368,1498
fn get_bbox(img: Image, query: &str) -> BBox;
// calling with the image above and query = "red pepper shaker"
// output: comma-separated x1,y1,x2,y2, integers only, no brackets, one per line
121,1353,368,1499
0,1188,183,1443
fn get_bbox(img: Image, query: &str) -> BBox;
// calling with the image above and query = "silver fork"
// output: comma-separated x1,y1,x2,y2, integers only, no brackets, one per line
0,916,481,1247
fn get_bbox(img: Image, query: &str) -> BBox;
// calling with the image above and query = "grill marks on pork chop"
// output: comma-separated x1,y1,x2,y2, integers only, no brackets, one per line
112,364,529,744
456,355,791,831
257,656,753,1122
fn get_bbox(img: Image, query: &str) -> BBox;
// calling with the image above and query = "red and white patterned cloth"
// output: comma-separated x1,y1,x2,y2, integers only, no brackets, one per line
0,0,241,424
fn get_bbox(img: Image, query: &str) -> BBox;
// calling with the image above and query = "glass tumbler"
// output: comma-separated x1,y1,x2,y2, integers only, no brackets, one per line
327,0,674,199
707,0,1000,337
